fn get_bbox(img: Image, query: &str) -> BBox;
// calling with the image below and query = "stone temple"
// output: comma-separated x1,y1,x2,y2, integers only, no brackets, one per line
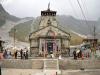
29,4,71,57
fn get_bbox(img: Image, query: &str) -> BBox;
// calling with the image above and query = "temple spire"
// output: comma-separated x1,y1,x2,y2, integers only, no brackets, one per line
48,2,50,10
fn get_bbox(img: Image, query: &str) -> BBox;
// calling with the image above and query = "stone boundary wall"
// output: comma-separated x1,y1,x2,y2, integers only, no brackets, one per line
0,59,100,69
59,59,100,70
0,59,43,69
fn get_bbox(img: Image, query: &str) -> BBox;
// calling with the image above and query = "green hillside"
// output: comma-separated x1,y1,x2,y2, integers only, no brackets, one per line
0,19,5,27
58,25,84,45
9,20,33,42
9,17,41,42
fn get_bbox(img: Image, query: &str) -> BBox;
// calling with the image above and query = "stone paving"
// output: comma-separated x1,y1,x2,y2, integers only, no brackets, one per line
62,69,100,75
2,68,100,75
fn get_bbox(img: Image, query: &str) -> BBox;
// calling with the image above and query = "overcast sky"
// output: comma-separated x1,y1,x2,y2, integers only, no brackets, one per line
1,0,100,20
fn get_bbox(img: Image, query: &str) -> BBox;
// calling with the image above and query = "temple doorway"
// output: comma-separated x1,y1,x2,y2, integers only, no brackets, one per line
47,42,53,54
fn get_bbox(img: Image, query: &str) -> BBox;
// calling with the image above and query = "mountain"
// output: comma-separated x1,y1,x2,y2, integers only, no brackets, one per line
9,16,86,45
0,4,20,27
9,15,100,45
57,15,97,35
21,17,34,21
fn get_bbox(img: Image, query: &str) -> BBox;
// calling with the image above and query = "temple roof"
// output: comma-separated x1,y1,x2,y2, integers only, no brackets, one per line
29,24,71,40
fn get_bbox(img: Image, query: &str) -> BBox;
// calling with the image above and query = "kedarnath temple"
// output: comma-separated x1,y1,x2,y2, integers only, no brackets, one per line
29,4,71,57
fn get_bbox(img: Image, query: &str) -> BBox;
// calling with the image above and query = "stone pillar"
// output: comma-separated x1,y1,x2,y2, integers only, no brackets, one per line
58,39,61,55
44,40,47,58
53,39,57,56
39,39,42,54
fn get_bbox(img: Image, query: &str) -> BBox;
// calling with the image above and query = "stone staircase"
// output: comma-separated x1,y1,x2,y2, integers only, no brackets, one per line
43,59,61,75
44,59,59,69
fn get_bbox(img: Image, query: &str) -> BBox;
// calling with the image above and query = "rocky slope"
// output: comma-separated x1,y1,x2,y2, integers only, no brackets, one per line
0,4,20,27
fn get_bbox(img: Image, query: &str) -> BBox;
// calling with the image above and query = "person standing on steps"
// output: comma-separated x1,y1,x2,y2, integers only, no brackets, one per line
20,49,23,59
25,50,28,59
14,50,17,59
73,50,77,60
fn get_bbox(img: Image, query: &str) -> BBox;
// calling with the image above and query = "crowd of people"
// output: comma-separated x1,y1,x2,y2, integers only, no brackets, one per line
73,48,83,60
0,48,29,59
0,46,100,60
72,47,100,60
14,49,28,59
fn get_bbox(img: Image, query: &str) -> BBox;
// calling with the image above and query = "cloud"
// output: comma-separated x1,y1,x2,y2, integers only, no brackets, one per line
1,0,100,20
2,0,15,5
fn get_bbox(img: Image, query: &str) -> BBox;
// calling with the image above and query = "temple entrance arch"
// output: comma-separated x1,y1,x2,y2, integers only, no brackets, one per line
39,38,62,57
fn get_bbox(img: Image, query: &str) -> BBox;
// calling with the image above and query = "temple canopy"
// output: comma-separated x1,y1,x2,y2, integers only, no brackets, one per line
41,3,56,16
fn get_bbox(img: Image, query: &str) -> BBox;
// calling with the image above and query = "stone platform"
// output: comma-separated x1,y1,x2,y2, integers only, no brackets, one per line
0,59,100,70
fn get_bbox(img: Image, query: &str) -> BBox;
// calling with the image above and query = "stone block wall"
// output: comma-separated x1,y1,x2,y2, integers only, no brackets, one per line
1,59,100,70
